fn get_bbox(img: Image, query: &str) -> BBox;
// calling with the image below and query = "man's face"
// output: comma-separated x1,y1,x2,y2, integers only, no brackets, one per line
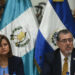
57,33,73,56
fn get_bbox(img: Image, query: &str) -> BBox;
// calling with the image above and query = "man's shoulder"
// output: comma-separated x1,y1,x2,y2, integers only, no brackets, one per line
73,48,75,51
45,48,60,56
72,48,75,55
45,49,59,61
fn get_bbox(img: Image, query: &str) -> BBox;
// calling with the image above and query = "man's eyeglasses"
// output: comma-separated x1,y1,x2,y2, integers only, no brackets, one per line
59,38,73,43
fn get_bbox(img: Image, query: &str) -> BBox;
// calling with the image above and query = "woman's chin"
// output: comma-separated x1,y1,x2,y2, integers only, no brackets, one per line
0,53,8,56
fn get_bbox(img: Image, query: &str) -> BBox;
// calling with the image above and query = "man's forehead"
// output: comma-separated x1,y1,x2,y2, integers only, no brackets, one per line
59,33,73,38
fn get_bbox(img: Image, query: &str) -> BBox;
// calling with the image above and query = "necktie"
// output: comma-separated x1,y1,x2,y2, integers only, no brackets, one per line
62,57,68,75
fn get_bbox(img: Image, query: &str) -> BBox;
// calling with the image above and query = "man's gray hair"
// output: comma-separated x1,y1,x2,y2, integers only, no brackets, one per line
56,29,72,41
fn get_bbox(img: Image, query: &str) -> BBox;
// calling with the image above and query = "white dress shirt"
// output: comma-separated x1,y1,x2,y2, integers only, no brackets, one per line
60,51,71,75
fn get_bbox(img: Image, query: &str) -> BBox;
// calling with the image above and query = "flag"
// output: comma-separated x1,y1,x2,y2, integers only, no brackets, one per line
68,0,75,10
0,0,38,75
68,0,75,18
35,0,75,72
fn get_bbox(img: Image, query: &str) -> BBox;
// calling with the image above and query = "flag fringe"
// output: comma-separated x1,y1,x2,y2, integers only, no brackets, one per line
34,59,41,73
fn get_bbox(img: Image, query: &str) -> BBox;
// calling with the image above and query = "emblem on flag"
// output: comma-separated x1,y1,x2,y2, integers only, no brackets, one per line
53,0,64,2
51,32,58,46
48,28,65,49
10,26,30,47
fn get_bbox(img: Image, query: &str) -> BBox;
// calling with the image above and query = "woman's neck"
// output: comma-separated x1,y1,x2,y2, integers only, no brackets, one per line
0,55,8,68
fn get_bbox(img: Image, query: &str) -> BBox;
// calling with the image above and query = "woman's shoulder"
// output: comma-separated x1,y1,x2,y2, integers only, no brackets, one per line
8,55,22,63
11,55,21,59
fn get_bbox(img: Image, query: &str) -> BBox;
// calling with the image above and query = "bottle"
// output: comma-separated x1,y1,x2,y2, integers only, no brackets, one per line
66,72,69,75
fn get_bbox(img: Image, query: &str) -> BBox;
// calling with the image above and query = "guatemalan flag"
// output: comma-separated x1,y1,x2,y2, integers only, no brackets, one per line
35,0,75,73
0,0,38,75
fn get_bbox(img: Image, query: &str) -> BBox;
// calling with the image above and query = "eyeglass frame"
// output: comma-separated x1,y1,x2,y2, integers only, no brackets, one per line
58,38,73,43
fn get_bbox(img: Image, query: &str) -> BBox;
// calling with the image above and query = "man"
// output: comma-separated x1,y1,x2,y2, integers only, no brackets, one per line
41,29,75,75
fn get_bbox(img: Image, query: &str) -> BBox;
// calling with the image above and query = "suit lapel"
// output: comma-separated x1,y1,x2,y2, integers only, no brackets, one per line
71,50,75,75
8,57,14,75
53,50,62,75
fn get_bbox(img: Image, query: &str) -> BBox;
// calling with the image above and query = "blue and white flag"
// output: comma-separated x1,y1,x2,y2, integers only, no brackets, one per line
68,0,75,10
35,0,75,71
0,0,38,75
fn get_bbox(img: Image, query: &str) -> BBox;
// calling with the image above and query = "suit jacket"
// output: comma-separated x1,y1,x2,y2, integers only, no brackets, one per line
8,56,24,75
41,48,75,75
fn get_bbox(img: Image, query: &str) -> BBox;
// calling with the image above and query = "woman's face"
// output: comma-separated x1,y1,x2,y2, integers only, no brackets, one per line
0,39,10,55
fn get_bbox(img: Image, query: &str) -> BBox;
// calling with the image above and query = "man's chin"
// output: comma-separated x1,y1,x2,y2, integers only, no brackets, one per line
65,50,72,55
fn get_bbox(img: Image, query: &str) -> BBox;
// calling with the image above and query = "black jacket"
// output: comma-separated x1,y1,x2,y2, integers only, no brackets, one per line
8,56,24,75
41,48,75,75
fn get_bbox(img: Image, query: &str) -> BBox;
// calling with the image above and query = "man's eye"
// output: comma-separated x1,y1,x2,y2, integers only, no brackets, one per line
63,39,66,42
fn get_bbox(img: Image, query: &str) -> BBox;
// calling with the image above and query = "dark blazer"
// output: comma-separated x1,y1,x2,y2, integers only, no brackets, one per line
41,48,75,75
8,56,24,75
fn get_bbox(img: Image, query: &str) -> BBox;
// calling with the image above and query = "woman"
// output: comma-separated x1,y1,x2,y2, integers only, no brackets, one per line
0,35,24,75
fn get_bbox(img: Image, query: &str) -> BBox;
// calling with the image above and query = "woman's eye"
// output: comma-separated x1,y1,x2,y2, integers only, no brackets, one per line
4,43,8,46
0,45,2,47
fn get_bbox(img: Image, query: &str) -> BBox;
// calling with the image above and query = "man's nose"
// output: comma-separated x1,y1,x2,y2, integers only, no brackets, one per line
66,41,70,45
66,40,71,44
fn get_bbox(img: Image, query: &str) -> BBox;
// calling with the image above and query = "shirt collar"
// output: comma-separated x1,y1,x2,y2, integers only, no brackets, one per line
60,50,71,61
